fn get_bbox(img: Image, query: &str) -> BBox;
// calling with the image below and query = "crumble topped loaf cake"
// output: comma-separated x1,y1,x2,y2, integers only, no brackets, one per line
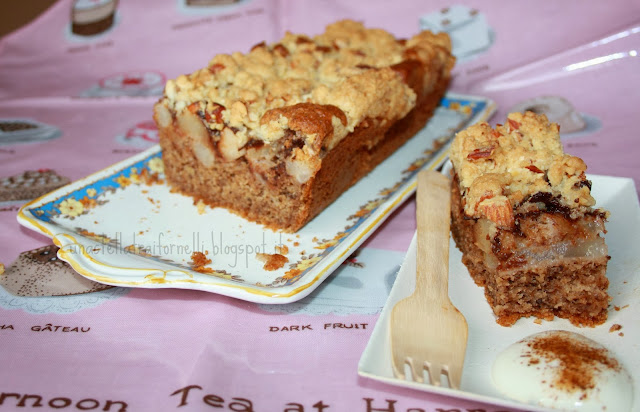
154,20,454,231
449,111,610,326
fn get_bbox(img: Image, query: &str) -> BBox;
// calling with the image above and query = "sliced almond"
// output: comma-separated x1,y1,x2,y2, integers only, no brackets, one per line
478,196,515,229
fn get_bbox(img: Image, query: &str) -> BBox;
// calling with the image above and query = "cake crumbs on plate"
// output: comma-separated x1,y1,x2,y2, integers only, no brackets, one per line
609,324,622,333
274,245,289,255
256,253,288,271
195,199,206,215
190,251,212,272
139,168,164,186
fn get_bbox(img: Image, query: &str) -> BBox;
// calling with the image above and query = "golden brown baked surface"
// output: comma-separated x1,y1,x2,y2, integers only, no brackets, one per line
154,20,455,231
157,19,453,150
450,111,599,224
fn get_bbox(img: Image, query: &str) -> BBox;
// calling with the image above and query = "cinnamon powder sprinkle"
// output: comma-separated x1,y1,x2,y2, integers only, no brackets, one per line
527,333,620,392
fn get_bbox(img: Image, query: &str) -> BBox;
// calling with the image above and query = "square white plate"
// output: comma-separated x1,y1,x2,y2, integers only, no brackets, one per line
358,174,640,411
17,93,495,304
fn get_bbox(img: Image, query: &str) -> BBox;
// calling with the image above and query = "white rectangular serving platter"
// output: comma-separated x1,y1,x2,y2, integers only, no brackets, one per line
17,93,495,304
358,173,640,411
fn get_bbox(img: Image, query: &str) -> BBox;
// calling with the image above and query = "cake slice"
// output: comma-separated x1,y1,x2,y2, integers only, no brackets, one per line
153,20,455,232
449,112,610,327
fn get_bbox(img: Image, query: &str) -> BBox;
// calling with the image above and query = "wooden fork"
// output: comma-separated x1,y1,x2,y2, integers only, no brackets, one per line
389,170,468,389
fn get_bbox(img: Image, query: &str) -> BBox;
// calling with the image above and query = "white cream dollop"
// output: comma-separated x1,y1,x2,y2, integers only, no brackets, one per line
492,330,633,411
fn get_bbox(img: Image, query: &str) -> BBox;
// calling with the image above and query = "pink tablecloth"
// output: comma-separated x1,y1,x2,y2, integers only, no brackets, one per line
1,1,639,411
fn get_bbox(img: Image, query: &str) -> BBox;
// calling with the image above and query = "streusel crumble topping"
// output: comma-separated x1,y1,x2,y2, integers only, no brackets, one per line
159,20,452,149
450,111,598,224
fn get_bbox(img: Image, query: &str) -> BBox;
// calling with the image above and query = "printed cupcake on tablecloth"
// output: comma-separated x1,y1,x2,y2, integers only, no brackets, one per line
1,245,112,297
509,95,602,139
80,71,165,97
0,245,129,314
0,118,61,146
71,0,119,37
177,0,247,15
115,120,159,149
0,170,70,206
419,5,494,63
